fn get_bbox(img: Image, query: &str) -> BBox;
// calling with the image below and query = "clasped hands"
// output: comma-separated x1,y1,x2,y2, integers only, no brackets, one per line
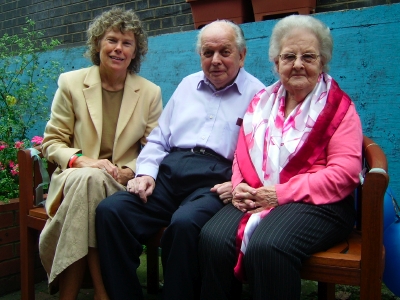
232,183,278,214
72,156,134,185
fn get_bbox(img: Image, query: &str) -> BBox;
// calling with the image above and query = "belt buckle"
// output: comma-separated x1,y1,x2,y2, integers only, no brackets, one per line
191,147,208,156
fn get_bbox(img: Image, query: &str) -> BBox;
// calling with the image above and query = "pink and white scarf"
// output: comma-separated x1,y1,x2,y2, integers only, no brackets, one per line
233,73,349,281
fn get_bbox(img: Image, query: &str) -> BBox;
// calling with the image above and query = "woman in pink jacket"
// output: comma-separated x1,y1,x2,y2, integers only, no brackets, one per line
199,15,362,300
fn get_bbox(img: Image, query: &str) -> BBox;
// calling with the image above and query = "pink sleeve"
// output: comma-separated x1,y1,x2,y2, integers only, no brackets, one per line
275,103,363,205
232,151,244,190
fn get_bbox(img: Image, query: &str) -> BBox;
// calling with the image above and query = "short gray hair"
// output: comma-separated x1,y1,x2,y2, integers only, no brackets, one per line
269,15,333,73
195,20,246,54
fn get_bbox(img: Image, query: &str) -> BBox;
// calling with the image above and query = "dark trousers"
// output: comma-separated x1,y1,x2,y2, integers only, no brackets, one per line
96,151,232,300
199,198,355,300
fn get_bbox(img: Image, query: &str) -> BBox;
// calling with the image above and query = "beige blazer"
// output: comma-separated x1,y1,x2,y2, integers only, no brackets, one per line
42,66,162,217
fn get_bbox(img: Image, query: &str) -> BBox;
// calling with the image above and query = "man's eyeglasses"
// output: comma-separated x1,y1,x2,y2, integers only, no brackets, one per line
279,53,320,64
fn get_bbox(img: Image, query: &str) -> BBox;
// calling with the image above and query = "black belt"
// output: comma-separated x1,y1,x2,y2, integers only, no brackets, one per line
171,147,228,161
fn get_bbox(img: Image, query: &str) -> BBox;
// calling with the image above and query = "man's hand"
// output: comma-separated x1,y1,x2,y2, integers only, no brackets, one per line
211,181,233,204
126,175,155,203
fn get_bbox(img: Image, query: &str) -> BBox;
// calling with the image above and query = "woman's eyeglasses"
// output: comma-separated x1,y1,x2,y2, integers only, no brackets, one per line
279,53,320,64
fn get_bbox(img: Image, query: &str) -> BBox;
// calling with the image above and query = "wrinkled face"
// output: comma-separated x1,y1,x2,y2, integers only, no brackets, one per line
276,29,323,99
200,23,246,90
98,29,136,74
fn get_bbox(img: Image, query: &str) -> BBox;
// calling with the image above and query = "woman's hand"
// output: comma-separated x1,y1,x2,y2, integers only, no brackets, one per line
116,168,135,186
211,181,233,204
232,183,257,212
72,156,119,180
232,183,278,213
249,186,279,214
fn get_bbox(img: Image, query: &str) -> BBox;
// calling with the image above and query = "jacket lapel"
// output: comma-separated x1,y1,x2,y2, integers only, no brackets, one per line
83,66,103,146
114,73,140,146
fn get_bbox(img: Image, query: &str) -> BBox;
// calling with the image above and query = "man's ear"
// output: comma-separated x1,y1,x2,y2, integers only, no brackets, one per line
239,48,247,67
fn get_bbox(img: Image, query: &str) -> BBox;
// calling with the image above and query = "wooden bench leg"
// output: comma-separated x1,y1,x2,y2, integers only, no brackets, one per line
20,227,38,300
318,282,335,300
146,243,160,294
146,227,165,294
360,277,382,300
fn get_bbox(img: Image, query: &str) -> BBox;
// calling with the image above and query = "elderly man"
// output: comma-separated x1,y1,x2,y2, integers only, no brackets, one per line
96,20,266,300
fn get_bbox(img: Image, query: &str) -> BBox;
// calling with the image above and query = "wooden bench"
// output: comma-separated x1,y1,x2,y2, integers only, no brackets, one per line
300,135,389,299
146,135,389,299
18,148,56,300
17,149,157,299
19,135,388,299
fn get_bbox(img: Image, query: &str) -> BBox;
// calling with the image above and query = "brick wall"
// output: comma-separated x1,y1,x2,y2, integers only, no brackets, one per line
317,0,400,12
0,199,46,296
1,0,400,47
0,0,194,46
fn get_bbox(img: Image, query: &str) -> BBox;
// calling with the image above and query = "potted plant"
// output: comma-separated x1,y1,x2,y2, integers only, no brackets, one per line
251,0,316,21
0,19,62,203
186,0,254,29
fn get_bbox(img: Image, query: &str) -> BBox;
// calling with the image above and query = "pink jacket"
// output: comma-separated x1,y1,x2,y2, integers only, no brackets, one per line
232,84,363,206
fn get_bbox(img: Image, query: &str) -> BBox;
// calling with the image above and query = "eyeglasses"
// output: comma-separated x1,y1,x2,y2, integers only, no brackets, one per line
279,53,320,64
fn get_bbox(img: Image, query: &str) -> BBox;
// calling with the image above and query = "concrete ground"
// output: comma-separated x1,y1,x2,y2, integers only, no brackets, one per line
0,254,161,300
1,252,399,300
0,279,162,300
2,280,399,300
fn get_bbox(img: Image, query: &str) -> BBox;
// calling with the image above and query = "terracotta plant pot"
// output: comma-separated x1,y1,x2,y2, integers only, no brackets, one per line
186,0,254,29
251,0,316,21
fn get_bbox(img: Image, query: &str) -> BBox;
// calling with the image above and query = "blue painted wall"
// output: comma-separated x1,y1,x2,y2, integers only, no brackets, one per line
35,3,400,196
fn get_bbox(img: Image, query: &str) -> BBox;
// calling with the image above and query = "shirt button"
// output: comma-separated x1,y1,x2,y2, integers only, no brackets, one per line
209,115,213,119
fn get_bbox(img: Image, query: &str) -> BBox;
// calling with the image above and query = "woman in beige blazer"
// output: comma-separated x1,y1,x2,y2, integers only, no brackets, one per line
39,8,162,299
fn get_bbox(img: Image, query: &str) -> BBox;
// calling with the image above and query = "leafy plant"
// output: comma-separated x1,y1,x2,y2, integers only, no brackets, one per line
0,19,63,202
0,137,43,202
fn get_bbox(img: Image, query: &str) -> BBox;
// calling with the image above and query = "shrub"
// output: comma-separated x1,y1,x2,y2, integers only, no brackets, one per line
0,137,43,202
0,19,62,202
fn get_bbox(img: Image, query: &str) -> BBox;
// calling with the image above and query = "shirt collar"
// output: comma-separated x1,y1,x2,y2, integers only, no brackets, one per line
197,68,246,94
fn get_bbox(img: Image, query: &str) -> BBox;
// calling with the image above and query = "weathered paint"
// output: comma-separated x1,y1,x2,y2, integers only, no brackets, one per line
32,3,400,196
